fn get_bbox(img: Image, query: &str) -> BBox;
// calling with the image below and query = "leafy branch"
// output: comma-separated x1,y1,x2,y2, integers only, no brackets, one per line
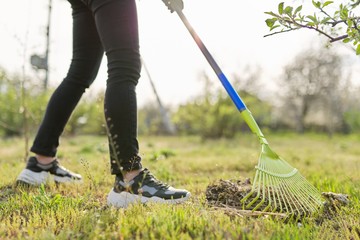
265,1,360,54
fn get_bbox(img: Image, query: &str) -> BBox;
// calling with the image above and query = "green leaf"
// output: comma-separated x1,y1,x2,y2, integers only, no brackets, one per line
265,18,276,28
340,6,349,20
278,2,284,14
307,22,316,27
356,44,360,55
284,6,293,15
307,15,318,23
340,11,348,20
320,17,331,24
264,11,278,18
312,0,321,8
294,5,303,16
270,25,280,31
322,1,333,7
343,38,351,43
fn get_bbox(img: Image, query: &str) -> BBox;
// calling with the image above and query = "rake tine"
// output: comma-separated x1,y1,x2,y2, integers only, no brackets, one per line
269,175,279,212
278,178,294,214
265,164,278,212
289,173,320,210
262,173,273,212
289,176,313,213
271,170,306,216
272,174,287,213
266,164,281,212
280,177,303,216
293,174,322,212
281,171,321,216
245,170,263,209
252,172,267,211
242,157,263,207
270,163,297,212
291,178,311,215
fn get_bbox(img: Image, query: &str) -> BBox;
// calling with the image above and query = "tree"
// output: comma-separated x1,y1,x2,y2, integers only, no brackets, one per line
276,48,350,134
265,1,360,54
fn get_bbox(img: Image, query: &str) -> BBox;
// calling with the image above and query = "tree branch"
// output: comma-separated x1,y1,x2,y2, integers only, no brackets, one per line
329,34,349,42
264,15,343,42
327,17,360,27
263,28,299,38
300,24,335,41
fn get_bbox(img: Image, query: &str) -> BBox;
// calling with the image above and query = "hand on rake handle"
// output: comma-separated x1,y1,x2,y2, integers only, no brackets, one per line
162,0,183,13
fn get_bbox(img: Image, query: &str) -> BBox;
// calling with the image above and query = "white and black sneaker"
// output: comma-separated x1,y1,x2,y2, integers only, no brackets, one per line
107,168,190,208
16,156,82,185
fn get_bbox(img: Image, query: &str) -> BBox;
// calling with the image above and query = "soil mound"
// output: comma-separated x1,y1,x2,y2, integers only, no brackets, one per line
205,178,349,219
205,178,253,209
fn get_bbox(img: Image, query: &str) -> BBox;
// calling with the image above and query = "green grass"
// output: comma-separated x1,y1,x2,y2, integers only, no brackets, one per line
0,134,359,239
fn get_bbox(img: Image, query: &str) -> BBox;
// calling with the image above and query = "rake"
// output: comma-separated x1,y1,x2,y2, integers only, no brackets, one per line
168,4,323,216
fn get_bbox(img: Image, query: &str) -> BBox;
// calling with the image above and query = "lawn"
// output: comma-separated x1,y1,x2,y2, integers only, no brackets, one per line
0,133,359,239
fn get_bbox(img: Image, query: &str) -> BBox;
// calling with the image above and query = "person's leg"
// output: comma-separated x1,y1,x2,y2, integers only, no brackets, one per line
89,0,190,207
89,0,142,177
17,0,104,185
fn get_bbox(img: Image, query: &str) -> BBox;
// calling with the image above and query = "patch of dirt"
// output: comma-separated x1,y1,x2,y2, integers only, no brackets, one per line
205,178,276,218
206,178,252,208
205,178,350,220
317,192,350,222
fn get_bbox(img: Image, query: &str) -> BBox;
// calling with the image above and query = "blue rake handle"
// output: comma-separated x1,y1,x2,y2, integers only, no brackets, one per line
175,9,268,144
176,10,246,112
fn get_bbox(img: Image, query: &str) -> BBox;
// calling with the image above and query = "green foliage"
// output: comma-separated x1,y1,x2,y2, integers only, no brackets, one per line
344,109,360,132
65,93,105,136
173,85,272,139
265,1,360,54
0,70,50,137
0,68,106,138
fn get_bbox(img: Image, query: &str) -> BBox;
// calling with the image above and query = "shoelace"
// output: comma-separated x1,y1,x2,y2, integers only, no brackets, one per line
142,169,170,189
52,160,75,174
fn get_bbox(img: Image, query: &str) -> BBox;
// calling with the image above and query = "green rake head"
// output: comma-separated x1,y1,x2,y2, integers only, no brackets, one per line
241,143,323,217
240,109,323,217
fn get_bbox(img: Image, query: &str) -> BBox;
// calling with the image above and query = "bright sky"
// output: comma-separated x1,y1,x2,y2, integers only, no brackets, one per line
1,0,359,107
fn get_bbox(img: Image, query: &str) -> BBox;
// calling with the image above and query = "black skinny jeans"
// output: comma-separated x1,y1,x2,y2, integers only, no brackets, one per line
31,0,142,175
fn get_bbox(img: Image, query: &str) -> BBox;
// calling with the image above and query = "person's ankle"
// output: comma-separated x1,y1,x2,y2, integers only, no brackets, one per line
35,155,56,165
122,169,142,183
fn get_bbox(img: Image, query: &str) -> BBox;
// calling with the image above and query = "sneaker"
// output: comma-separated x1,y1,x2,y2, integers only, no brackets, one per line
107,168,190,208
16,156,82,185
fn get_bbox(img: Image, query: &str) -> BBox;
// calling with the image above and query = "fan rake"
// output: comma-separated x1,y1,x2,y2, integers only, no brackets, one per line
171,6,323,216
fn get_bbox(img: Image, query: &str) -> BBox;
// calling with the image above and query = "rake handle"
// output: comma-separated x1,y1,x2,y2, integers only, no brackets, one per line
175,10,267,144
176,10,245,112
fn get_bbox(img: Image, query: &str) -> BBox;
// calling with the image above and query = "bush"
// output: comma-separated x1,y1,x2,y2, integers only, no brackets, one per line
65,92,106,136
0,70,50,137
0,68,106,138
173,88,272,139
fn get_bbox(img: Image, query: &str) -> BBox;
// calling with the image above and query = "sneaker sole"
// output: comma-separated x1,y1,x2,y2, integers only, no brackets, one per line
17,169,83,185
107,188,191,208
53,175,83,184
17,169,50,185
